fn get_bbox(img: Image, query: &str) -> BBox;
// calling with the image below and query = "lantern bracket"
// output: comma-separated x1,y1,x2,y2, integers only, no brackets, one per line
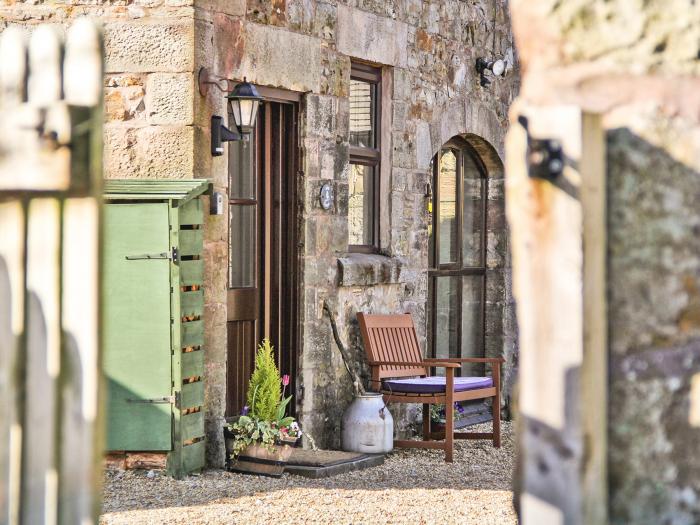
198,67,233,96
211,115,246,156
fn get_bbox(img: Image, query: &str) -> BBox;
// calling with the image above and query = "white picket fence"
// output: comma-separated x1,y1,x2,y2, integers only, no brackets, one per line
0,19,103,525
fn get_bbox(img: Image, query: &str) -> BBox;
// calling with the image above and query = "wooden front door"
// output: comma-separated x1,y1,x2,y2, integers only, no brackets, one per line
226,98,299,417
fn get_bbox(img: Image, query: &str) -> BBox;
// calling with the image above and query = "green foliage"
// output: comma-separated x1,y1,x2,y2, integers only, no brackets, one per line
228,416,279,458
227,338,303,461
246,338,281,421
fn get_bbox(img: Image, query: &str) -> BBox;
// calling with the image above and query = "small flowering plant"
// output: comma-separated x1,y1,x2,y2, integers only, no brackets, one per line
430,402,466,424
227,339,302,459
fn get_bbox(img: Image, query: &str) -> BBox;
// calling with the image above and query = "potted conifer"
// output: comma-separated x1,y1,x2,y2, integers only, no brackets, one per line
223,338,302,477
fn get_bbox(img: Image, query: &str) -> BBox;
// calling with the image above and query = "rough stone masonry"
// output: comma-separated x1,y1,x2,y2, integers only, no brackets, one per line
0,0,520,466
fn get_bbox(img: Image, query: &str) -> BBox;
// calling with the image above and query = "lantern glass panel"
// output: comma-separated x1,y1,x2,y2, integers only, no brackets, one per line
239,99,258,130
230,99,242,129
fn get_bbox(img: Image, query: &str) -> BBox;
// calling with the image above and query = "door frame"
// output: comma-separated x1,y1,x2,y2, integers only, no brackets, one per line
225,88,302,417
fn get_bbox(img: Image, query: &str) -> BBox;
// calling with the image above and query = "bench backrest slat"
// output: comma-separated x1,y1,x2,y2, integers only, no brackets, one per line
357,313,427,381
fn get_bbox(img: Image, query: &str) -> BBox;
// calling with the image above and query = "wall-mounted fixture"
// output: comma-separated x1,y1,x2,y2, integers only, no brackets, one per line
198,67,263,156
475,57,506,87
319,182,334,210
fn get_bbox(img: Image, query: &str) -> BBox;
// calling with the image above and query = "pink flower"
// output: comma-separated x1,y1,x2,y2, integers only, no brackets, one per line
282,374,290,386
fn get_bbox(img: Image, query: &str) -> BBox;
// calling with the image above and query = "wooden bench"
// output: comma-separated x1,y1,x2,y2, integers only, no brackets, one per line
357,312,503,462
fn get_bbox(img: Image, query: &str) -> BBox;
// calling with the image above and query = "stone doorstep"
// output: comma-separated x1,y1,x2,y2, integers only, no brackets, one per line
284,450,385,479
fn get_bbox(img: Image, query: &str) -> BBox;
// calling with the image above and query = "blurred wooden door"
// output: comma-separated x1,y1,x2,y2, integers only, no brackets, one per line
226,95,299,417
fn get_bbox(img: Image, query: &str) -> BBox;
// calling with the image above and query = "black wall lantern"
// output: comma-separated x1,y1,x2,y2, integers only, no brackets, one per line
198,67,263,156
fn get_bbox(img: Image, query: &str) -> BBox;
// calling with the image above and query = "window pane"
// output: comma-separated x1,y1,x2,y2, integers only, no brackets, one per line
462,151,483,267
229,205,256,287
461,275,484,374
348,163,374,246
349,79,375,148
228,124,255,199
434,276,460,360
438,150,458,264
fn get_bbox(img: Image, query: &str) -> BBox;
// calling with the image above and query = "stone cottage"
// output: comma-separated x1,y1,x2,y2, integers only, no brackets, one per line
0,0,519,466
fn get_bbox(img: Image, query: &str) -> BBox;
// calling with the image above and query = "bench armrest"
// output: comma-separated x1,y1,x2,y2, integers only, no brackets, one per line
424,357,504,364
368,360,460,369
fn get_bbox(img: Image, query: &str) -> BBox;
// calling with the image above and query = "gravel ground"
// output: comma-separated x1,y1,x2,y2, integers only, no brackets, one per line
101,421,515,525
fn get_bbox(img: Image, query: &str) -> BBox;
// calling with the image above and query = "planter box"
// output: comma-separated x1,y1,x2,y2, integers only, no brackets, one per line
223,425,297,477
229,443,294,477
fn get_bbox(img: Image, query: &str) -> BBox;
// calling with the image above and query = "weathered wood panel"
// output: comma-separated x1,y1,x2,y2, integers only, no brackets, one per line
506,105,607,524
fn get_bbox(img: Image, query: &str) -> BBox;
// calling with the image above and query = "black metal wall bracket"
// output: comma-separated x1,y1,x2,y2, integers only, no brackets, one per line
211,115,244,156
527,137,564,181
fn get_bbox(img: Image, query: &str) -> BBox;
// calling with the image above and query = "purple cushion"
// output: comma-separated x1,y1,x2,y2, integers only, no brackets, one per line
382,376,493,394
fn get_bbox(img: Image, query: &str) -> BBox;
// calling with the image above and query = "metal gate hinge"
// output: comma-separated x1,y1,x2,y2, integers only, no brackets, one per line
519,115,565,182
126,395,175,404
172,246,179,263
527,137,564,181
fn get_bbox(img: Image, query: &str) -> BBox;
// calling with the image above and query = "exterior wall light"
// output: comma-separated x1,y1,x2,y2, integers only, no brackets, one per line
476,57,506,87
198,67,263,156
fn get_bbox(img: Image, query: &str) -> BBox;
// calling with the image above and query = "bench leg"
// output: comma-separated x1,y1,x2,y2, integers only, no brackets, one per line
493,396,501,448
445,372,454,462
422,403,431,441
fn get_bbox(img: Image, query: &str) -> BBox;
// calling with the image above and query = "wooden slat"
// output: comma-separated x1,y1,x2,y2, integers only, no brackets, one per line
60,198,100,523
103,179,209,200
179,229,203,256
181,440,205,473
0,202,25,525
180,260,203,286
181,412,204,442
181,350,204,379
181,381,204,410
24,198,61,525
181,290,203,319
178,199,204,226
181,319,204,348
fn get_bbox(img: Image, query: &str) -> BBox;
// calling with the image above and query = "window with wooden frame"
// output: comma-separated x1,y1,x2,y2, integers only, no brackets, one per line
428,138,489,375
348,62,381,253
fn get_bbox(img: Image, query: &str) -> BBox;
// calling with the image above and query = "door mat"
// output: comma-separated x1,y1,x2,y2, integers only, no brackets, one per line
285,449,384,478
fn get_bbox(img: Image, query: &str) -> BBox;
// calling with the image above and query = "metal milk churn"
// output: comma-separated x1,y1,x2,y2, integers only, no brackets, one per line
341,392,393,453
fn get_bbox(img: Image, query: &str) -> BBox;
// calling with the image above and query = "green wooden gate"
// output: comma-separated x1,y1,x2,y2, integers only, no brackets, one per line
103,180,210,478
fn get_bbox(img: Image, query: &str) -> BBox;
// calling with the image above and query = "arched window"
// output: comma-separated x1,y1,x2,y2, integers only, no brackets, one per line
428,138,488,371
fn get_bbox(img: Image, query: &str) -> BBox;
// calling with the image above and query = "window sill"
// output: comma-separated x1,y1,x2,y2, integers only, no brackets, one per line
337,253,406,287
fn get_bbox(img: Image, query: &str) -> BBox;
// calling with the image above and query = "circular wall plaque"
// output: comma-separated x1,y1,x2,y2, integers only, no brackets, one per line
319,182,333,210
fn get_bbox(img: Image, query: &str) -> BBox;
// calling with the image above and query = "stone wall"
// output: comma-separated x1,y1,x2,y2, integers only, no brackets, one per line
509,0,700,521
193,0,518,453
1,0,519,464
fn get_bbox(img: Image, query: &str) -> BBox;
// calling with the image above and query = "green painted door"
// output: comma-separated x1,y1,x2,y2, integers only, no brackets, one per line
103,203,172,451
